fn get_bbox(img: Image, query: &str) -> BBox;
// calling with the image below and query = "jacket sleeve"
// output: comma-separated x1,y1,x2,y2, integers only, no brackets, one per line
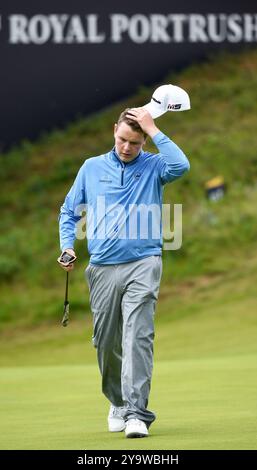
58,162,87,252
152,131,190,185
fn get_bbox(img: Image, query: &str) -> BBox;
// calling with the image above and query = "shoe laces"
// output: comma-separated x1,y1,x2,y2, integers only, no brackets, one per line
127,418,145,427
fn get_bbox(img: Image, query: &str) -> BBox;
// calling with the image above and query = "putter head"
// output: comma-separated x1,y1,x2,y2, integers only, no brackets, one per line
61,301,69,327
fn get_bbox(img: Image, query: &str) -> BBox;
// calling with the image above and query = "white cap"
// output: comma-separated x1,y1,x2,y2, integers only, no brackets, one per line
143,84,191,119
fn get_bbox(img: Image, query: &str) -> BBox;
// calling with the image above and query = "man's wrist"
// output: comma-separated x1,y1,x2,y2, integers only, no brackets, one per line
62,247,75,254
147,125,160,139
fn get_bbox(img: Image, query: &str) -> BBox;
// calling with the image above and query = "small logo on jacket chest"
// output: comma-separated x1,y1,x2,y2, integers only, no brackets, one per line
99,175,112,183
134,172,141,180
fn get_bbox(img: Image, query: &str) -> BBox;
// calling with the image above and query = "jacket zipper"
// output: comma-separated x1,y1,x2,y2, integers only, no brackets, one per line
121,166,125,186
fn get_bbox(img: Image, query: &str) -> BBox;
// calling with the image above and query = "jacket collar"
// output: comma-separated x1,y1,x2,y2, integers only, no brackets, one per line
109,147,143,166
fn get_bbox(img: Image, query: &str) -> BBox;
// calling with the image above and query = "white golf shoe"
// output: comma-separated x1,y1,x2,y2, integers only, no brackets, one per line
108,405,126,432
125,418,149,438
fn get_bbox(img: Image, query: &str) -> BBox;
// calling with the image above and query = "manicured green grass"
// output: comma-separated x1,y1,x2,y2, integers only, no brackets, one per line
0,355,256,450
0,258,256,450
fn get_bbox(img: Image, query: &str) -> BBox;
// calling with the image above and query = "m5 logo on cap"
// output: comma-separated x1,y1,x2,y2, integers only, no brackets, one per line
168,104,182,110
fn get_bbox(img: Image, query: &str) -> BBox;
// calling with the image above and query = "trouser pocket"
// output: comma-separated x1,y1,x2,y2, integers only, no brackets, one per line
91,308,105,348
151,255,162,282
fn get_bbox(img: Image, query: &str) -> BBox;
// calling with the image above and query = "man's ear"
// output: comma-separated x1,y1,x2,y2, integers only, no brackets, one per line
114,123,118,136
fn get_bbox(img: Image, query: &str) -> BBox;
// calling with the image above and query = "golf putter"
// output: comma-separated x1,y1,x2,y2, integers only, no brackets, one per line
57,251,77,327
62,271,69,327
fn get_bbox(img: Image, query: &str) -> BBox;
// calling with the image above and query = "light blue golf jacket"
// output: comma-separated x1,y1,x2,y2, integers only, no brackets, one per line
59,131,190,264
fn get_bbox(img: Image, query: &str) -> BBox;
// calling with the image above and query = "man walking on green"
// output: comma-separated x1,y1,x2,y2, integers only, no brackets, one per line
58,102,190,438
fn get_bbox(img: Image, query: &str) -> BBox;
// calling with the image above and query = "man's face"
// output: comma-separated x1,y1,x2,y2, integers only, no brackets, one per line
114,122,146,163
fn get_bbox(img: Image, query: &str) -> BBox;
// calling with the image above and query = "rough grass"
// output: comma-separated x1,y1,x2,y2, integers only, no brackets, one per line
1,48,257,328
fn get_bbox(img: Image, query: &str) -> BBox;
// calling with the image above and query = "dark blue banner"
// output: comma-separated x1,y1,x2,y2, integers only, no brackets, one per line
0,0,256,149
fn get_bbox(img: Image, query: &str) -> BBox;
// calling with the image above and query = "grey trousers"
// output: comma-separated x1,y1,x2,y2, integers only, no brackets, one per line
85,255,162,427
